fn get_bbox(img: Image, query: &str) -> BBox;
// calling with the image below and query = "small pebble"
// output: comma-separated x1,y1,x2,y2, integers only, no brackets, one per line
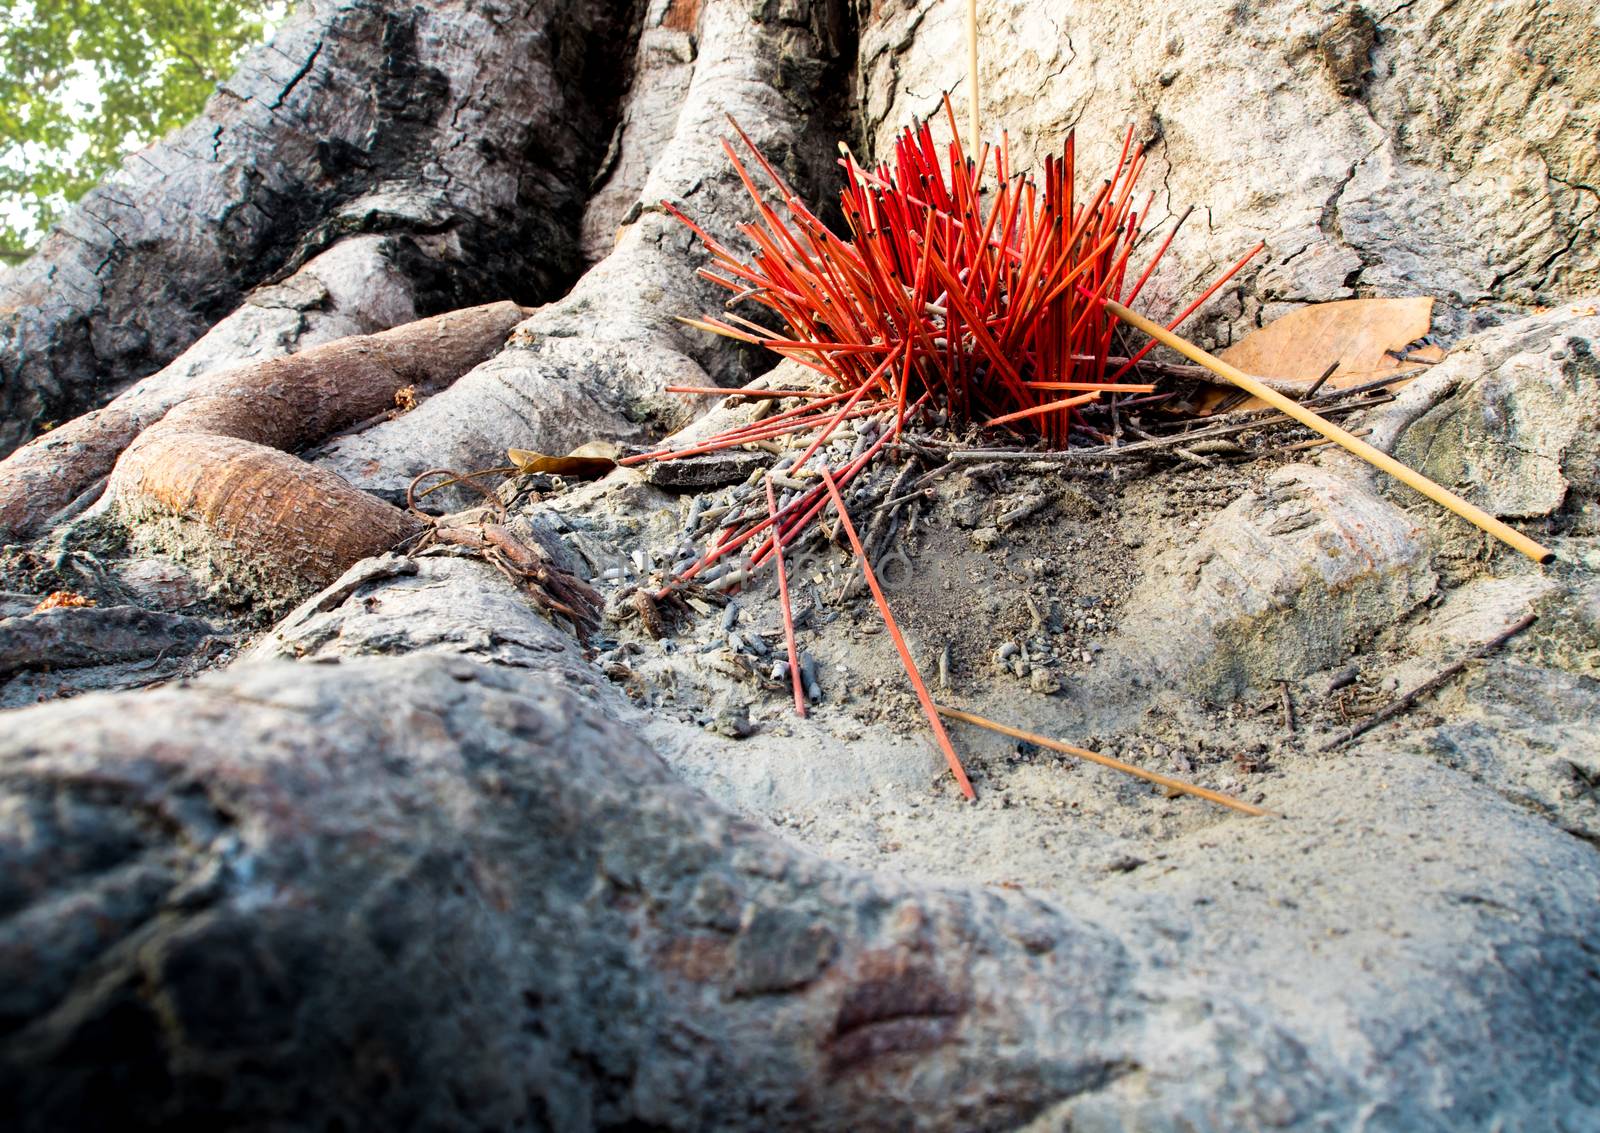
800,653,822,703
970,525,1002,550
710,703,756,739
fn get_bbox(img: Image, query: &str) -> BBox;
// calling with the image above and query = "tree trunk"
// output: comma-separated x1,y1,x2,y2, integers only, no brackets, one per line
1,0,1598,1128
0,0,637,457
314,0,857,504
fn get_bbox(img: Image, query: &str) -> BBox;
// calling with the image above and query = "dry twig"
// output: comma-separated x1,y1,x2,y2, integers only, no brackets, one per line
1318,614,1537,752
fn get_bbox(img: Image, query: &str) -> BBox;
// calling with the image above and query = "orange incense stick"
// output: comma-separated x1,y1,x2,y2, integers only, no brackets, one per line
820,466,976,800
665,386,840,399
764,476,808,717
985,391,1098,428
1021,381,1156,392
935,704,1272,816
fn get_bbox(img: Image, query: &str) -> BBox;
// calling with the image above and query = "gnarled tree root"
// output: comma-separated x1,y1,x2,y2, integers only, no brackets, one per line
0,236,419,542
105,302,526,596
0,644,1132,1132
0,0,635,458
0,604,219,678
316,0,855,502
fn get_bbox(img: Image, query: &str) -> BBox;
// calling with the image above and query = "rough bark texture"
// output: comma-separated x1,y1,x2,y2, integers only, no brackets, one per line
0,0,638,457
105,302,526,597
0,235,419,540
0,604,218,677
315,0,855,504
0,643,1129,1131
860,0,1599,342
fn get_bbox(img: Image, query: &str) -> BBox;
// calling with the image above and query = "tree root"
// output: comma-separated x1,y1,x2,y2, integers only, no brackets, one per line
0,604,220,678
314,0,855,505
104,303,526,597
0,0,636,457
418,519,603,642
1,499,1594,1128
0,236,419,542
0,619,1134,1131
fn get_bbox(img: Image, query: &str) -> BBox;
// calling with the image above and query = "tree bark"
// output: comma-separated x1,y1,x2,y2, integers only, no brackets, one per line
315,0,856,505
0,556,1135,1132
0,0,639,458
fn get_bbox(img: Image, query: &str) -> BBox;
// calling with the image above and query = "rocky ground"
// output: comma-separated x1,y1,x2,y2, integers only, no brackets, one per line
584,302,1600,1126
511,304,1599,894
1,301,1596,1128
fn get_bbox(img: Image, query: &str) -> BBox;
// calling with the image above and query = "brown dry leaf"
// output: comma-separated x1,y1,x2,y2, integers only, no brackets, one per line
506,440,620,479
1198,296,1441,413
33,590,95,612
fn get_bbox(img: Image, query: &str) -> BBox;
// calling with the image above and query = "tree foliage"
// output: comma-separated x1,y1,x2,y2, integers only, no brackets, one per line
0,0,284,263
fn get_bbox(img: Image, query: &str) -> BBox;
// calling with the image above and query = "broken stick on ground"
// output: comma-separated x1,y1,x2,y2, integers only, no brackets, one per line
1319,615,1539,752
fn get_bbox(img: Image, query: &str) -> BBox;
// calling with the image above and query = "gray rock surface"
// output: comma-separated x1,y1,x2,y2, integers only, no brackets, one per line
1105,461,1437,703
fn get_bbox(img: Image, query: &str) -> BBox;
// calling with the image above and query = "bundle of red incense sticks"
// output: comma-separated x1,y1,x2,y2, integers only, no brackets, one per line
621,101,1261,799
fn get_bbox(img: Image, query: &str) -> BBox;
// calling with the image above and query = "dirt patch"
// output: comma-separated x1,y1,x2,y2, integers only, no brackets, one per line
552,432,1348,893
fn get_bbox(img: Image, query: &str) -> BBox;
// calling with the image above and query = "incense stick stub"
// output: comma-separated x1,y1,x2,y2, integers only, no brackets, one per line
966,0,981,162
936,704,1273,816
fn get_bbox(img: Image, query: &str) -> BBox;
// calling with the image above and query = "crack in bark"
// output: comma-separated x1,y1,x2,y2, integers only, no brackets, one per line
269,38,323,110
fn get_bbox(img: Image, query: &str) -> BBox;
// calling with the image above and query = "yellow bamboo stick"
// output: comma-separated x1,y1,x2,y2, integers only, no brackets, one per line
1099,297,1555,564
935,704,1272,817
966,0,980,163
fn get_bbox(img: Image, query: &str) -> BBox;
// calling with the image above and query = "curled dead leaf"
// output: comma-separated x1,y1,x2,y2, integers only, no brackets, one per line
506,441,621,479
33,591,96,613
1196,297,1443,414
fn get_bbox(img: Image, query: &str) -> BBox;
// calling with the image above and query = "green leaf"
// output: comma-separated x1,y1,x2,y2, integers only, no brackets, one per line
0,0,287,262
